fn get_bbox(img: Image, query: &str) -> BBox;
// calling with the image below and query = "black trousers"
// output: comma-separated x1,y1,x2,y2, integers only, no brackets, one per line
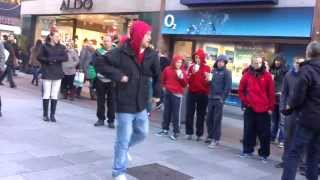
206,99,224,141
282,112,299,162
282,126,320,180
0,65,15,87
162,91,182,134
96,79,115,123
61,75,75,94
243,108,271,158
185,92,208,137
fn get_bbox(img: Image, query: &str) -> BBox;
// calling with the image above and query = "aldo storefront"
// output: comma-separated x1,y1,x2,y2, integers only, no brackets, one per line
162,0,314,106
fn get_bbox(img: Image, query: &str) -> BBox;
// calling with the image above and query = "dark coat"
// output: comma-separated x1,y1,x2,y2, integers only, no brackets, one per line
3,41,15,66
209,67,232,102
37,42,68,80
289,59,320,130
95,41,161,113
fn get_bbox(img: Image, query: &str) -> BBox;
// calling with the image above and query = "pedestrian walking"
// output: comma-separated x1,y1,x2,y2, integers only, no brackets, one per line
0,40,6,117
275,56,305,169
29,40,43,86
93,35,116,128
37,32,68,122
95,20,160,180
0,34,17,88
61,40,79,101
281,41,320,180
185,48,211,141
157,55,188,140
270,54,288,147
206,55,232,147
239,54,275,163
78,39,96,99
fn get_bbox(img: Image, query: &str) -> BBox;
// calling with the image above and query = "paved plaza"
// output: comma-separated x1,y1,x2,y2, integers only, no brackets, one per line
0,74,305,180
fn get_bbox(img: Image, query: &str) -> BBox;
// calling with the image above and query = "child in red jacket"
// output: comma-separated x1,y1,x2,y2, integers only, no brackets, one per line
239,54,275,163
157,55,188,140
186,49,211,141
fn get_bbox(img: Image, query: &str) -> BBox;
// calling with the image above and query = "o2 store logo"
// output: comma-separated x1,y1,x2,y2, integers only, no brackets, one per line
164,14,177,30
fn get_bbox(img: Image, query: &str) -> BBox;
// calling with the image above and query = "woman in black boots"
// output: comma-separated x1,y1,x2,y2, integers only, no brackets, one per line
37,32,68,122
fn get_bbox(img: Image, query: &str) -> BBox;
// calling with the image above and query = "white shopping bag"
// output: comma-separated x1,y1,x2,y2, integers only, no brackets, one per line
73,71,85,87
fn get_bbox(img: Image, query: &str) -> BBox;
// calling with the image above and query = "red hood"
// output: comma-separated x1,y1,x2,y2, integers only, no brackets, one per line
171,55,184,68
193,48,206,65
130,20,151,57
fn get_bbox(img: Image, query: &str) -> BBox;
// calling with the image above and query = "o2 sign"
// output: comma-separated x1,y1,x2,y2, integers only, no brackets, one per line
164,14,177,30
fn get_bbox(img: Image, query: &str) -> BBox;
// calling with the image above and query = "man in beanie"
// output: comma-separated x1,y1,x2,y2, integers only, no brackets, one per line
206,55,232,147
95,20,160,180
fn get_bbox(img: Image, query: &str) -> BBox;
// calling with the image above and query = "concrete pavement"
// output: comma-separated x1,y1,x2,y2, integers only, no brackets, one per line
0,73,305,180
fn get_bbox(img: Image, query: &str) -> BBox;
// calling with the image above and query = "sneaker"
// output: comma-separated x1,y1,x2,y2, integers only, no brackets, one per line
108,122,115,129
156,130,169,137
278,142,284,148
114,174,127,180
239,152,253,159
208,141,219,149
127,152,132,162
260,157,268,164
275,162,284,168
0,82,4,86
205,138,212,144
94,120,105,127
186,135,193,140
169,134,179,141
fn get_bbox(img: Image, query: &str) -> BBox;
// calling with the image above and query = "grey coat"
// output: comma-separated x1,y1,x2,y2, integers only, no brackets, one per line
63,49,79,75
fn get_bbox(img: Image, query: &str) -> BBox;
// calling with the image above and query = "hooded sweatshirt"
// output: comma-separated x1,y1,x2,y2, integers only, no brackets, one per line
130,21,151,64
188,49,211,94
289,59,320,130
162,55,188,95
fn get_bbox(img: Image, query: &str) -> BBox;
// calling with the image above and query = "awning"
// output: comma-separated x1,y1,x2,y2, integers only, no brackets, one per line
181,0,278,6
162,7,313,38
0,2,21,18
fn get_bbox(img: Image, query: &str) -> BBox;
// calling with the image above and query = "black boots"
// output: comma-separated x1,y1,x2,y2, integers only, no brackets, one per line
43,99,50,121
43,99,57,122
50,100,57,122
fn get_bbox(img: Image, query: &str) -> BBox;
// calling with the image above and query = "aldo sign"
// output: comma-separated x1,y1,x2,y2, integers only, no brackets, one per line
60,0,93,11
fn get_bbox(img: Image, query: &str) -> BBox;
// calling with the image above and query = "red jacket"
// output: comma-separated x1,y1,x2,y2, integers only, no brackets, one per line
239,67,275,113
162,56,188,95
188,49,211,94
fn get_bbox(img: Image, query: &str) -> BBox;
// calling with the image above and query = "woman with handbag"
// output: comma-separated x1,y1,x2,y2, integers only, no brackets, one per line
37,32,68,122
61,40,79,101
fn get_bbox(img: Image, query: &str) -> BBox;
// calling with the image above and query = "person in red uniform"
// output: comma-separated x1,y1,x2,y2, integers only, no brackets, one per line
185,49,211,141
239,54,275,163
157,55,188,140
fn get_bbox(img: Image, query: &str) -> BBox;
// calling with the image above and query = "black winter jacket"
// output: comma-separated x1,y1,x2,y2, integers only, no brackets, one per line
37,43,68,80
289,59,320,130
95,41,161,113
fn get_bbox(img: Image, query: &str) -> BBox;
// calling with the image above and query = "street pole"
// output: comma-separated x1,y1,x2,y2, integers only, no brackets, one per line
312,0,320,41
157,0,166,50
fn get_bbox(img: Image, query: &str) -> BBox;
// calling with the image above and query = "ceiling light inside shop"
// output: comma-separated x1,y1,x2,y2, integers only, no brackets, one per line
104,19,116,23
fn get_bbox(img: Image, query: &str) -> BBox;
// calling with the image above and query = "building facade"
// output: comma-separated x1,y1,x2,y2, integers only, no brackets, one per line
0,0,21,36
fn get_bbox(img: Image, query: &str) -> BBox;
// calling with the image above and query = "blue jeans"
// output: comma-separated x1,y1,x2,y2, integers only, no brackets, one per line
282,125,320,180
112,110,149,177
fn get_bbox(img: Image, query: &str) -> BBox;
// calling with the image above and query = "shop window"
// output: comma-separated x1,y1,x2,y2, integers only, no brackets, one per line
173,41,193,58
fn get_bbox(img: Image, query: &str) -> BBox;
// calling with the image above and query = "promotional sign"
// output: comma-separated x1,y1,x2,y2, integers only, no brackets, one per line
162,8,313,38
181,0,278,6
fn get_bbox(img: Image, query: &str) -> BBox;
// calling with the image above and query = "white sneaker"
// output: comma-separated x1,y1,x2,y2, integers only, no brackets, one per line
208,141,219,149
114,174,127,180
127,152,132,162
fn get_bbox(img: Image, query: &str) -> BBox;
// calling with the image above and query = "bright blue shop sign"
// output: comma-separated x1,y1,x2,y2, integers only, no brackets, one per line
181,0,278,6
162,8,313,38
